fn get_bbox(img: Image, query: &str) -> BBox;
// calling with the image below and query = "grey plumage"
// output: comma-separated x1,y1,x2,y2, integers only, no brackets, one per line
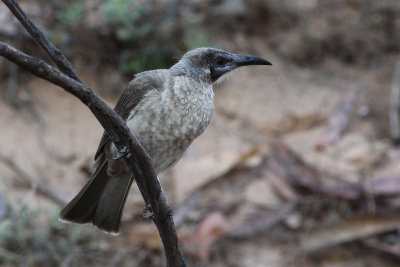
59,47,271,234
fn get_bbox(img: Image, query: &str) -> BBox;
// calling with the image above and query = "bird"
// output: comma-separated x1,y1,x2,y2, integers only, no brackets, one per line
59,47,271,234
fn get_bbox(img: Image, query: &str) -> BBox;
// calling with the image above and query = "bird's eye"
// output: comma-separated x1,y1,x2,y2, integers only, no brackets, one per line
215,57,226,66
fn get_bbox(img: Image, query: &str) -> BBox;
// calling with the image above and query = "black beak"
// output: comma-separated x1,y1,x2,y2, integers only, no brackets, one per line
232,54,272,67
210,52,272,82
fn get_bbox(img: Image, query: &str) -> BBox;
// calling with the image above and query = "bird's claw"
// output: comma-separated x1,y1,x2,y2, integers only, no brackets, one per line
143,204,154,219
113,146,131,160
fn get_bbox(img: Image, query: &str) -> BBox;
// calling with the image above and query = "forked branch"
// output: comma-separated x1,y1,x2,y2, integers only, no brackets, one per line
0,0,186,265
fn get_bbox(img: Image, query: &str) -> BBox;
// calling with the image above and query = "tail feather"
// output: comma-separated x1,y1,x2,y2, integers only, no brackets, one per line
93,172,133,233
59,158,134,234
60,159,109,223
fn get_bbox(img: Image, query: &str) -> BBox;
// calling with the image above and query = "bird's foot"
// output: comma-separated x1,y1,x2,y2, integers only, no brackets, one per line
113,146,131,160
143,203,154,219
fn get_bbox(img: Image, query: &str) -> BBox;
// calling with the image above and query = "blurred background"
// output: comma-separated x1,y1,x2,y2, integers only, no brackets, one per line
1,0,400,266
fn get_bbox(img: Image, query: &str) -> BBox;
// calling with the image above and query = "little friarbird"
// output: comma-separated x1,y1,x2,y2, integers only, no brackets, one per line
59,47,272,234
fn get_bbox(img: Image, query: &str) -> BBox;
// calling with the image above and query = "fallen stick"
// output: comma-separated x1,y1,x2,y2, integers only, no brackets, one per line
301,214,400,254
270,144,362,200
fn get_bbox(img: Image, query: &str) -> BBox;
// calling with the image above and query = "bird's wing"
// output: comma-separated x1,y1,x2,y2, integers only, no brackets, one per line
94,69,167,160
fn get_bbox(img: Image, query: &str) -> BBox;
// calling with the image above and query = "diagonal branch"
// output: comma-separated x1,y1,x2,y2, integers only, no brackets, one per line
0,2,187,264
0,41,186,267
0,0,156,205
1,0,187,264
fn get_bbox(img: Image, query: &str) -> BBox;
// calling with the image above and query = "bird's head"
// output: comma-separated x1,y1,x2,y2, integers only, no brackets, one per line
172,47,272,84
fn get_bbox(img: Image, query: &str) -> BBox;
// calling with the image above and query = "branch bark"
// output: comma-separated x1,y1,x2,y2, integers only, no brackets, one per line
0,1,186,266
